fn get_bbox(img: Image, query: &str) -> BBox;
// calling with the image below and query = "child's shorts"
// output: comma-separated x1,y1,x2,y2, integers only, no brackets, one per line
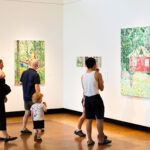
33,120,44,129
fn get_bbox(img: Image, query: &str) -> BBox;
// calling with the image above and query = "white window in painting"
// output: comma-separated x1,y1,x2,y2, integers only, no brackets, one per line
132,58,137,67
145,59,149,67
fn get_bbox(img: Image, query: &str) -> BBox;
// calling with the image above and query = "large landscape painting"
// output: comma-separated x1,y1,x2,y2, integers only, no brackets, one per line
121,26,150,98
15,40,45,85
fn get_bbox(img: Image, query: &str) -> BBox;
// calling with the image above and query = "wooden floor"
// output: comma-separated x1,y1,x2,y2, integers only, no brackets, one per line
0,113,150,150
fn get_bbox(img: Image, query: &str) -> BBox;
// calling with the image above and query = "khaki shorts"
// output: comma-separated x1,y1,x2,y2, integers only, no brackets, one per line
24,101,33,110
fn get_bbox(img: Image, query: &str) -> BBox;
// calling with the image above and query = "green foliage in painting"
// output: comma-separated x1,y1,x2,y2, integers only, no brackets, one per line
121,26,150,72
76,57,83,67
121,26,150,98
15,40,45,85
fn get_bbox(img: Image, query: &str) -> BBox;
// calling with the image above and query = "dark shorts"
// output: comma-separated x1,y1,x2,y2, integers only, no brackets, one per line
24,101,33,110
33,120,44,129
85,94,104,119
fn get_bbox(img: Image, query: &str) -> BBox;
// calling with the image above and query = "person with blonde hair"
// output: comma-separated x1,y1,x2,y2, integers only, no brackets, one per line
31,92,47,142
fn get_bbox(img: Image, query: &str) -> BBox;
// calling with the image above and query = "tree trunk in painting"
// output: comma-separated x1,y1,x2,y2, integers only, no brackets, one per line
16,40,20,84
40,41,43,67
25,41,29,69
33,41,37,60
129,66,135,87
34,41,36,51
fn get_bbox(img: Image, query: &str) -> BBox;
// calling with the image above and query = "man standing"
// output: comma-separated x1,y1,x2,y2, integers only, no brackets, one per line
20,59,40,134
82,57,111,146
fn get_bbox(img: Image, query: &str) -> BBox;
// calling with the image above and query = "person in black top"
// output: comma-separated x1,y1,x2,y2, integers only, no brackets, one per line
20,59,40,134
0,59,17,142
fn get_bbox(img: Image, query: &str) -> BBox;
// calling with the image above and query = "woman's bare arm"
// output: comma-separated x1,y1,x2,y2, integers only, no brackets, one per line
0,69,5,79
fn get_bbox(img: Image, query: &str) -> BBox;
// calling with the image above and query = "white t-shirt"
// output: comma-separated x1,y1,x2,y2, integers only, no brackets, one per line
30,103,46,121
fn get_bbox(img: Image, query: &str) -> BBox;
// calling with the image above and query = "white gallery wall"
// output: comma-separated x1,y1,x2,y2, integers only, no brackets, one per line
63,0,150,127
1,0,150,127
0,0,63,111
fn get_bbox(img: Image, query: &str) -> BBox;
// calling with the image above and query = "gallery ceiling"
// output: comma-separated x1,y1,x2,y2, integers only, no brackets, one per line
0,0,82,5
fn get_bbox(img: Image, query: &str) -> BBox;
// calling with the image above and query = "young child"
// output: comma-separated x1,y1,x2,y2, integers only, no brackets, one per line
30,92,47,142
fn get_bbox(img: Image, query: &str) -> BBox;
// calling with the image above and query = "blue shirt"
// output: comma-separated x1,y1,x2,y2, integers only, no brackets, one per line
20,68,40,101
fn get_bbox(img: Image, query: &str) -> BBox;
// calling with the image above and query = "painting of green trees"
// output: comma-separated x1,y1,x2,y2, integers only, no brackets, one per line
15,40,45,85
121,26,150,98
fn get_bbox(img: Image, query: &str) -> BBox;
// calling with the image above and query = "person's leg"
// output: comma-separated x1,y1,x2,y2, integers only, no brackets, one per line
74,111,86,137
22,110,30,130
0,97,17,142
74,99,86,137
37,129,41,139
86,119,93,143
85,96,95,145
77,111,85,130
95,95,105,142
21,101,32,134
95,95,112,145
96,119,104,143
78,98,86,130
34,129,38,142
2,130,9,138
0,96,7,138
96,118,112,145
36,129,42,142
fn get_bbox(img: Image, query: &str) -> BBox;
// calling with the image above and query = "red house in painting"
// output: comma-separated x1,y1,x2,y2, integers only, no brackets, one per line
128,46,150,72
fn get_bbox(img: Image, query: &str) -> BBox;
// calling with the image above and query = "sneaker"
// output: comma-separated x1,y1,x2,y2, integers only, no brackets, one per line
97,133,107,140
4,136,17,143
98,139,112,145
74,130,86,137
87,140,95,146
20,129,32,135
